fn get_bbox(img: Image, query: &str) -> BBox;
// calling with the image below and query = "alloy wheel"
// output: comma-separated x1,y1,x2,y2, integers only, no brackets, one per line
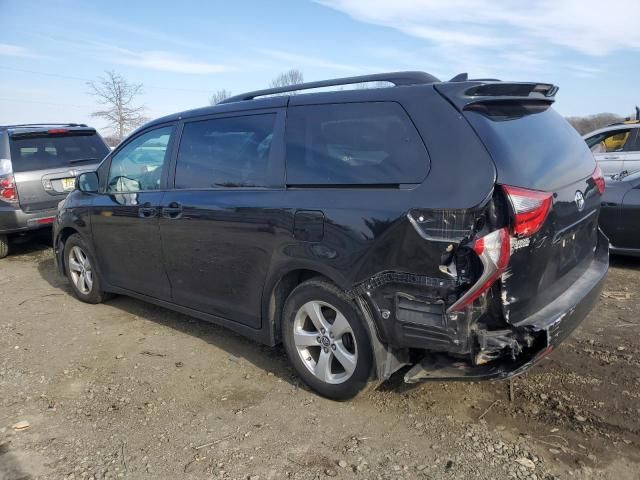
68,246,93,295
293,300,358,384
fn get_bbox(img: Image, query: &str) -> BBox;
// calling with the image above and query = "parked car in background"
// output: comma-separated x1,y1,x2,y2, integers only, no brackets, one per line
584,123,640,176
54,72,608,400
0,124,109,258
600,170,640,256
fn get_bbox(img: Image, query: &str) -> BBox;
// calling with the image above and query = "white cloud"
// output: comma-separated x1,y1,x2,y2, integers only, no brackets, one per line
0,43,40,58
316,0,640,56
112,49,233,75
566,64,603,78
260,49,363,72
98,45,234,75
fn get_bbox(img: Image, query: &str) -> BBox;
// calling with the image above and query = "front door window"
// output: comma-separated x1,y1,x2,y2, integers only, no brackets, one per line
107,127,173,193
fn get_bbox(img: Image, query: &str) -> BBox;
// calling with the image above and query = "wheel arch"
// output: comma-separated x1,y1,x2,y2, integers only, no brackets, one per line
262,264,402,382
55,226,81,275
263,265,346,345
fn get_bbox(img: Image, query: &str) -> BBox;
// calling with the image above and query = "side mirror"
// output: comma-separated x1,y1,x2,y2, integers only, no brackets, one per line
77,171,99,193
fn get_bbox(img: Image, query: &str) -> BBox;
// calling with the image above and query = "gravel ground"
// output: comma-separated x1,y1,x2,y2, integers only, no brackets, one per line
1,232,639,480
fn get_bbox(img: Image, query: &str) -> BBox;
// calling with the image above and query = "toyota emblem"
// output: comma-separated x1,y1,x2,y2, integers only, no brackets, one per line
574,191,585,211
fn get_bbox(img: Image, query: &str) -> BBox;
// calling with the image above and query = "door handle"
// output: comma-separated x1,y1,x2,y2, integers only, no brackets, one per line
162,202,183,219
138,202,157,218
603,155,620,160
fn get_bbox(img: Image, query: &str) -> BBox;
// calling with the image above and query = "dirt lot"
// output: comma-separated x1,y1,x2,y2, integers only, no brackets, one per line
1,233,639,480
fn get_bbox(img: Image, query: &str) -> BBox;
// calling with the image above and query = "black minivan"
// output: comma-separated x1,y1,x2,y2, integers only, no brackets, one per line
54,72,608,399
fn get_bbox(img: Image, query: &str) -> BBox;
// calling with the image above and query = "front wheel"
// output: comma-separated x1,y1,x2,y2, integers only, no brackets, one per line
64,234,107,304
282,279,374,400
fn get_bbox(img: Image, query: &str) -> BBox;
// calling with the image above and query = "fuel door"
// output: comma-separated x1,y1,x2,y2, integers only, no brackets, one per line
293,210,325,242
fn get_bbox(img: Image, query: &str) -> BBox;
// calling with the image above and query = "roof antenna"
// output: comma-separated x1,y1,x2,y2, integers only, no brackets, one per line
449,73,468,82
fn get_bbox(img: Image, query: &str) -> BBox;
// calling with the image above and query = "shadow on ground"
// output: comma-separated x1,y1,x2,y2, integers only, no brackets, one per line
36,255,303,390
0,442,31,480
609,253,640,271
5,229,52,258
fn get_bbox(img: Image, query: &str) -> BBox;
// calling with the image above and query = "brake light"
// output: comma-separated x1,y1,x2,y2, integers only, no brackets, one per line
48,129,69,134
0,175,18,203
447,228,510,313
502,185,552,238
591,165,605,195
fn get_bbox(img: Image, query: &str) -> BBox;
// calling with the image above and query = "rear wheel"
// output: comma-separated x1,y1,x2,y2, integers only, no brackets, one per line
0,234,8,259
64,234,107,304
282,279,373,400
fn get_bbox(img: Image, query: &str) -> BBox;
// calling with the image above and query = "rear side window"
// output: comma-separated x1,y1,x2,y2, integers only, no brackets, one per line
623,129,640,152
285,102,428,185
9,132,109,172
175,114,276,188
585,128,632,153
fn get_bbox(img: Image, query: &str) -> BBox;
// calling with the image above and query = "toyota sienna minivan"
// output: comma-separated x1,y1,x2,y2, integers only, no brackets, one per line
54,72,608,399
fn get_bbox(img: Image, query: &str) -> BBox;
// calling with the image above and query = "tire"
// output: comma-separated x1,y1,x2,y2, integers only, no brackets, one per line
282,279,374,400
0,234,8,259
64,234,107,304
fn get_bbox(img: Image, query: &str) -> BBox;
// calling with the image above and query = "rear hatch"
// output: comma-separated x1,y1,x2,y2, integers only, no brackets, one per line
436,82,603,324
8,127,109,212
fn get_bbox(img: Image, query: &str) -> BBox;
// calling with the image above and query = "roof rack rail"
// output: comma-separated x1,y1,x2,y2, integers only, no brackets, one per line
5,123,88,128
220,71,440,104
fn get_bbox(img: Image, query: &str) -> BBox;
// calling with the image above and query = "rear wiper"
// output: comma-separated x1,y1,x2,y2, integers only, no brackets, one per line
68,157,99,164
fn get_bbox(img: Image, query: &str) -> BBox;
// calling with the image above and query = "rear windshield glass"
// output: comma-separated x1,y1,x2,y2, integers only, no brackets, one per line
465,104,595,191
9,133,109,172
285,102,429,185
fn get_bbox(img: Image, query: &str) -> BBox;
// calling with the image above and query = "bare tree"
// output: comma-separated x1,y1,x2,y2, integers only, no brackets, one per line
270,69,304,89
354,81,392,90
209,89,232,105
565,112,628,135
87,70,147,141
102,135,121,148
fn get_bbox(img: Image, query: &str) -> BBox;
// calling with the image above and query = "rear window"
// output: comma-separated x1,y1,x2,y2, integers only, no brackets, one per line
9,132,109,173
464,104,595,191
285,102,429,185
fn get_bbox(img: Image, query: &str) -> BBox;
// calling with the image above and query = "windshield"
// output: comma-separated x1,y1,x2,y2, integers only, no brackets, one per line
9,132,109,172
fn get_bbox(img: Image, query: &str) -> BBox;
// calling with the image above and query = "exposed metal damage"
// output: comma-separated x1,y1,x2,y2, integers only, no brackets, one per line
352,193,608,384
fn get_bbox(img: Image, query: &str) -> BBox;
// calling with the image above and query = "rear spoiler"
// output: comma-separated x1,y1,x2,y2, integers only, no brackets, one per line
434,81,558,112
9,127,97,139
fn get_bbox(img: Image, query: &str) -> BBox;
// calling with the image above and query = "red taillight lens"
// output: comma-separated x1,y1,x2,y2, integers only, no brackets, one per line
447,227,510,313
502,185,552,238
0,175,18,203
591,165,605,195
47,128,69,134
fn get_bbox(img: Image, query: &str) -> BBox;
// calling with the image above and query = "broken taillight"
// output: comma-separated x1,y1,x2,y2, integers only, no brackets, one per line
591,165,605,195
0,175,18,203
502,185,552,238
447,227,510,313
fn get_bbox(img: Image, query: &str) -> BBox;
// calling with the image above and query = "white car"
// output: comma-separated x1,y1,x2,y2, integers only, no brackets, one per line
583,123,640,176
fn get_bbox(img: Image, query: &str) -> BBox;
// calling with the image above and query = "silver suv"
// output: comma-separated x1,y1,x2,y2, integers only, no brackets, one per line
584,123,640,177
0,124,109,258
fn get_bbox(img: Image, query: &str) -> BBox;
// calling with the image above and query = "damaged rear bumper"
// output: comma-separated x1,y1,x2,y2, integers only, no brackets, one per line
404,229,609,383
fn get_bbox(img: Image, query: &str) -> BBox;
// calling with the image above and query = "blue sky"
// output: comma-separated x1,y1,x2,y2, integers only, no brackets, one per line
1,0,639,136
